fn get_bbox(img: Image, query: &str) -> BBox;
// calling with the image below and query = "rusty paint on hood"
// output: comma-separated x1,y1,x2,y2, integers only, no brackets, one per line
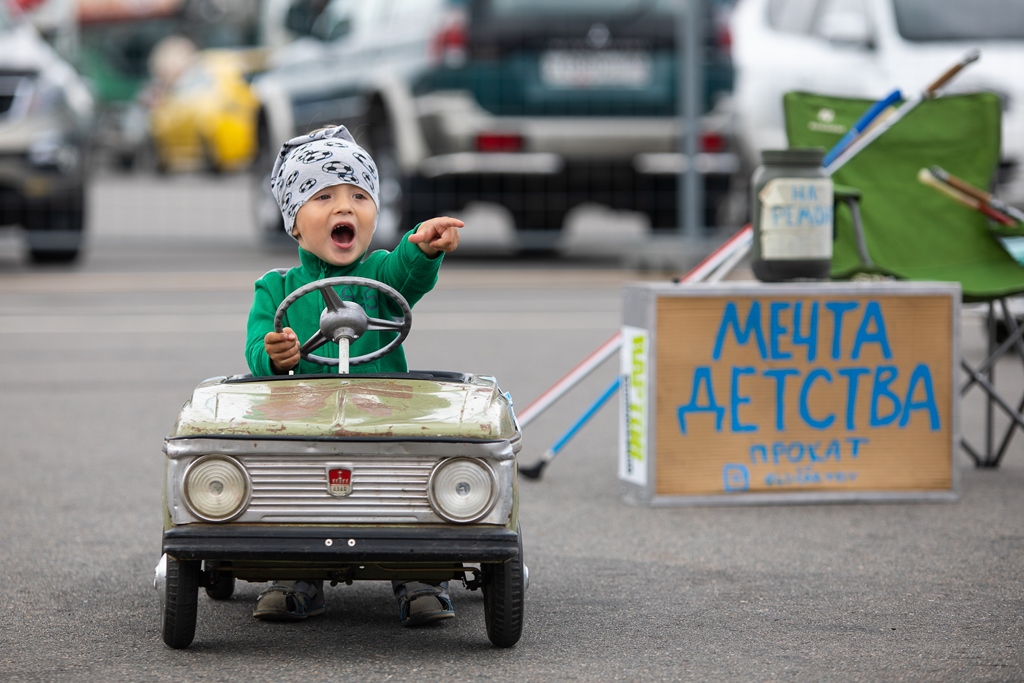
169,375,518,441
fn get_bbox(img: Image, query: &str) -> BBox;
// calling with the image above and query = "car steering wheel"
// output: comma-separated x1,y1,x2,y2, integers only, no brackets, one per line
273,276,412,369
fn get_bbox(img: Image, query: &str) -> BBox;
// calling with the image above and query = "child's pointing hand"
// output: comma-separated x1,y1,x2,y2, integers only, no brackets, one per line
410,216,464,256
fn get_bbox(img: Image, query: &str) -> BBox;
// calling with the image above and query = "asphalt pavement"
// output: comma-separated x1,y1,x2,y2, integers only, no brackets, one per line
0,172,1020,682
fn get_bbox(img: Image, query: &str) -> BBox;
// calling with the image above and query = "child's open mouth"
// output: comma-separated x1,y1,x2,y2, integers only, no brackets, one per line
331,223,356,249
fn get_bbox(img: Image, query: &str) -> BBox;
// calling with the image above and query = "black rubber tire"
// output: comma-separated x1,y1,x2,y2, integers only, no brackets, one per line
202,138,223,175
482,527,525,648
162,557,200,649
29,247,80,264
204,571,235,601
25,185,85,264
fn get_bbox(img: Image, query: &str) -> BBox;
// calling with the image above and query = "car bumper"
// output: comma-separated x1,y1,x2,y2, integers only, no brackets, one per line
162,524,521,563
415,93,738,179
0,152,83,218
406,157,734,232
418,150,739,178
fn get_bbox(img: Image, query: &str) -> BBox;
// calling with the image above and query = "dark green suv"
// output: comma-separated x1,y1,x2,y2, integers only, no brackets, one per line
254,0,737,248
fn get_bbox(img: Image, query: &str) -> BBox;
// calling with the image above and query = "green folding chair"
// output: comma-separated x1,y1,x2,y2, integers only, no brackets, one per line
783,91,1024,468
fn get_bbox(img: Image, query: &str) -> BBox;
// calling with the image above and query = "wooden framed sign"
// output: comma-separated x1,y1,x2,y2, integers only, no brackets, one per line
619,281,960,505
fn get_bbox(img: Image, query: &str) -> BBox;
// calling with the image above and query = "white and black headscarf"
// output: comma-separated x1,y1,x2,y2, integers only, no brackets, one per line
270,125,379,239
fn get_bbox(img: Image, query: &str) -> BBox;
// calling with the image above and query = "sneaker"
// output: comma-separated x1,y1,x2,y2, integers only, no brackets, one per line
394,580,455,627
253,580,325,621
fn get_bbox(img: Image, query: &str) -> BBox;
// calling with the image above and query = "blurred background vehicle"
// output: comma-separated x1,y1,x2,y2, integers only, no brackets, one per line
252,0,739,249
146,47,267,173
77,0,264,170
730,0,1024,205
0,0,94,263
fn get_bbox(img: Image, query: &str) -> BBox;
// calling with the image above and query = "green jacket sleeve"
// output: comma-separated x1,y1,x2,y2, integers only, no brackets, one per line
373,228,444,307
245,273,286,377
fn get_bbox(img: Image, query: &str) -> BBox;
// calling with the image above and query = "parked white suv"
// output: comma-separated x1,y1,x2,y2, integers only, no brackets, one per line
730,0,1024,204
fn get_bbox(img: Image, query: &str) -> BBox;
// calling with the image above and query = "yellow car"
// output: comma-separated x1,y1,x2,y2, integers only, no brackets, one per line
148,49,266,173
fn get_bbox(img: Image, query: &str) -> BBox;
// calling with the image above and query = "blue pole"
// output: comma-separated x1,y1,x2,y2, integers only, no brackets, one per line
548,376,622,456
821,89,902,168
520,376,623,479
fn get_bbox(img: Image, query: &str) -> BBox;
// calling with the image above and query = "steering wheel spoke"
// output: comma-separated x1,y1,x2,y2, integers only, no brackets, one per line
273,276,413,370
367,316,407,332
320,286,345,312
299,329,329,355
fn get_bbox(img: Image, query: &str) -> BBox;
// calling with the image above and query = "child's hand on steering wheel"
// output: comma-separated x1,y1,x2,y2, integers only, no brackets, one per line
409,216,464,256
265,327,300,374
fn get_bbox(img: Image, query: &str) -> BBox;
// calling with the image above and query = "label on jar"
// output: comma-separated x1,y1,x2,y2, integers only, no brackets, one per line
758,178,833,259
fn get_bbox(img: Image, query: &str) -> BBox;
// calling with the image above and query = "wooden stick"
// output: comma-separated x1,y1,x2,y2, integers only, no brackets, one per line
917,168,1016,226
929,166,1024,224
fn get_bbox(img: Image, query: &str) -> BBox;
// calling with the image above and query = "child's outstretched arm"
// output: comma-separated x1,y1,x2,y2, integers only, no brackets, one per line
409,216,464,256
265,327,300,374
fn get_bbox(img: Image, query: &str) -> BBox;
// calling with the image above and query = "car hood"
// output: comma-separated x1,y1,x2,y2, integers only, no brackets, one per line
168,374,520,442
0,23,94,122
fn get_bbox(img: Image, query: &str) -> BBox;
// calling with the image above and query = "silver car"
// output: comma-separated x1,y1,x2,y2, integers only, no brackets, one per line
0,6,93,263
155,277,526,649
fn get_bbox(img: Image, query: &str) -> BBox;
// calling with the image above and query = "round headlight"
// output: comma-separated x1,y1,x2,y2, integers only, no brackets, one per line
428,458,496,523
183,455,250,522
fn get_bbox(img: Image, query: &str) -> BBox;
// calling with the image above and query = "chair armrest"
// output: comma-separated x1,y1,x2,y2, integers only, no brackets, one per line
833,184,873,268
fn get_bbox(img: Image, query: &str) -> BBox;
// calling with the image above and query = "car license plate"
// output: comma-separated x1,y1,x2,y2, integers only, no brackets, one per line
540,50,652,88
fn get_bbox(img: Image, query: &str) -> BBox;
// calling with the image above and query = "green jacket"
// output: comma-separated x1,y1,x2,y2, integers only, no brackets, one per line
246,230,442,376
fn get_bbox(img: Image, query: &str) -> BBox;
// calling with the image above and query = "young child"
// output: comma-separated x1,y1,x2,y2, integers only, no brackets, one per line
245,125,463,625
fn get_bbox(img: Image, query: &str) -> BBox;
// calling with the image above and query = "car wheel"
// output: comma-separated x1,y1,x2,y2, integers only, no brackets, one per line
24,186,85,264
146,136,169,175
29,245,81,264
161,557,200,649
202,137,223,175
204,569,235,601
481,526,525,648
115,151,136,172
368,115,409,249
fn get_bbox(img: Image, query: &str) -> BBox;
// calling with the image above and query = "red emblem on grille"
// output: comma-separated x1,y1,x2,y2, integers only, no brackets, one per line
328,468,352,497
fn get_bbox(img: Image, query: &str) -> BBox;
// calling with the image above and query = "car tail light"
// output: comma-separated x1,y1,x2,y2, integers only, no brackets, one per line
701,131,726,154
430,7,468,67
428,458,496,523
476,132,524,153
183,455,250,522
715,22,732,56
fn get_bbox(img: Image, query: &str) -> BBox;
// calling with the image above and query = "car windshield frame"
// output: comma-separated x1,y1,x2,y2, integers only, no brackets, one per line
892,0,1024,41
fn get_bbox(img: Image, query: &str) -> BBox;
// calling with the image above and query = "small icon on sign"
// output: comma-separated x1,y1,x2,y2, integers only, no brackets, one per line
722,464,750,493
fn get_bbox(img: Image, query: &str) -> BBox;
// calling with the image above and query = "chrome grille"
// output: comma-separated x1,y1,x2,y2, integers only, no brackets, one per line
242,455,436,523
165,438,517,527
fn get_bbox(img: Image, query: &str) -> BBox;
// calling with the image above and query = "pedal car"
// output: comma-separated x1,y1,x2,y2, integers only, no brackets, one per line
155,277,526,648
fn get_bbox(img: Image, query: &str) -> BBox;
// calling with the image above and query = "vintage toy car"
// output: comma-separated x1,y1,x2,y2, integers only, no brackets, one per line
155,277,526,648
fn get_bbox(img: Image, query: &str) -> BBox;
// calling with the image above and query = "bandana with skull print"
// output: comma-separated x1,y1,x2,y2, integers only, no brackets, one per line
270,125,379,239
